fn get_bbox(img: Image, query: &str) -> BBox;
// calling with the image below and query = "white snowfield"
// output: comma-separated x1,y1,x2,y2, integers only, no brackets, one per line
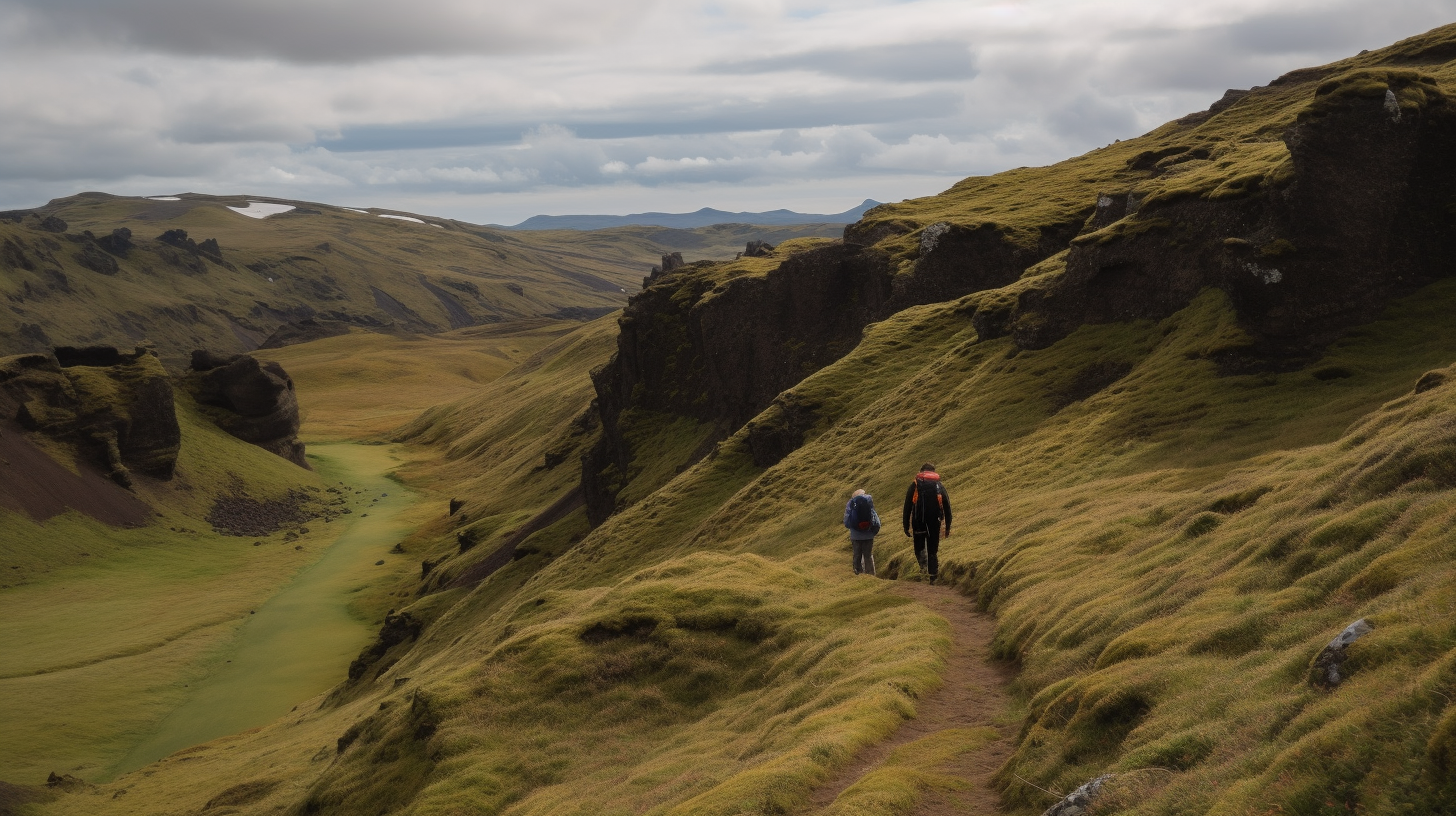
228,202,297,219
343,208,369,214
148,196,181,201
378,214,425,224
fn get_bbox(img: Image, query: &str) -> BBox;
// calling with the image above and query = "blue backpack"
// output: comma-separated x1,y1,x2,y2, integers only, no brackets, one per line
847,495,881,534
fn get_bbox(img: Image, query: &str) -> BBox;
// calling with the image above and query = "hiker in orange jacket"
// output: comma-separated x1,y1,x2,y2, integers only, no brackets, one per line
902,463,952,584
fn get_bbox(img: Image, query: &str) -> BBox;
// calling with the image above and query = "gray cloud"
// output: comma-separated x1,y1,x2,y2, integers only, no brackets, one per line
0,0,657,62
706,40,978,81
0,0,1452,225
322,90,964,151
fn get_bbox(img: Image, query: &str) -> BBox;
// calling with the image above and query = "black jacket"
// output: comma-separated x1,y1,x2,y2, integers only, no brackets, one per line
902,473,952,534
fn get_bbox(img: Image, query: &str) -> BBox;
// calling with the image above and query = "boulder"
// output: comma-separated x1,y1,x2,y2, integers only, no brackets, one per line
96,227,133,257
743,239,775,257
1041,775,1113,816
187,351,308,468
1310,618,1373,688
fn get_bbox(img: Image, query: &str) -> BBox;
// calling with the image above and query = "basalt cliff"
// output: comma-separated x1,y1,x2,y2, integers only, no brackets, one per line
584,55,1456,523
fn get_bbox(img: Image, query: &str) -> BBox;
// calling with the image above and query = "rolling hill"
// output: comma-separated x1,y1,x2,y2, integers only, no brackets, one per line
0,193,846,366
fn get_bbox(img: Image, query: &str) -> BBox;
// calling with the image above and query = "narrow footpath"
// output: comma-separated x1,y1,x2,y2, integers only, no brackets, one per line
808,581,1017,815
110,443,415,777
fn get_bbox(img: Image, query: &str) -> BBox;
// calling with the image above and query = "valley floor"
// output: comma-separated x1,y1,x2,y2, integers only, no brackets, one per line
109,444,419,777
0,443,421,784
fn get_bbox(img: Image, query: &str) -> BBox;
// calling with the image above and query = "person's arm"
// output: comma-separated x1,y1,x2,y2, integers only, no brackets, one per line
941,484,953,536
902,482,914,536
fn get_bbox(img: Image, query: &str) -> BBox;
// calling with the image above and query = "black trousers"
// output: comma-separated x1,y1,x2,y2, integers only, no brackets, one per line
912,525,941,578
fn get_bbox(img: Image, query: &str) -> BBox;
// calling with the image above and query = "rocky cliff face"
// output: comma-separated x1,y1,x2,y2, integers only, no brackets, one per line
0,346,181,486
185,351,308,468
1001,69,1456,364
583,223,1079,522
583,68,1456,525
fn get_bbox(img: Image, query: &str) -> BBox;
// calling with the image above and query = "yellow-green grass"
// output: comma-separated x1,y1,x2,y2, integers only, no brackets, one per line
818,728,1000,816
41,268,1456,814
109,444,418,778
255,319,584,441
0,399,422,783
24,25,1456,815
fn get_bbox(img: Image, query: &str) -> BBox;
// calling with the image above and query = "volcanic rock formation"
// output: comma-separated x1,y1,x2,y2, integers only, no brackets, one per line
0,346,181,486
186,351,308,467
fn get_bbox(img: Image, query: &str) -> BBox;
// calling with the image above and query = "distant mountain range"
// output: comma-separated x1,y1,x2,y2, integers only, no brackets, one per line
502,199,881,230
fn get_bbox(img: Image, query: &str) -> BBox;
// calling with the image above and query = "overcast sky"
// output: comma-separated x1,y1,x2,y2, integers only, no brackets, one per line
0,0,1450,224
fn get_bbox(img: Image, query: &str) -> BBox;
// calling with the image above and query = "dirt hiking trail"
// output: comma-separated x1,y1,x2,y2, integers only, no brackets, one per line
809,580,1017,815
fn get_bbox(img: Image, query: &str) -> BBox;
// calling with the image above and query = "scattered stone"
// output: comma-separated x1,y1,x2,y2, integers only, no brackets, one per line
375,560,385,566
449,498,463,515
1311,618,1374,688
391,542,405,554
206,489,313,537
1041,774,1113,816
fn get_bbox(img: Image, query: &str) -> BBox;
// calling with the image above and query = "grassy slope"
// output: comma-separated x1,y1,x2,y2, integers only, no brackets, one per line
45,258,1456,816
255,319,581,441
23,23,1456,816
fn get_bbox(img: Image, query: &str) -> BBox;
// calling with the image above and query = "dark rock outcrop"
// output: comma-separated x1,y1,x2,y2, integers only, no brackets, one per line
1009,70,1456,364
743,240,774,257
583,213,1082,521
0,347,180,485
186,351,308,467
96,227,133,256
157,229,224,263
347,612,423,682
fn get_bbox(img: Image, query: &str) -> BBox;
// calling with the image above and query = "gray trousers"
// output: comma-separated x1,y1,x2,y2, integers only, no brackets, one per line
851,537,876,576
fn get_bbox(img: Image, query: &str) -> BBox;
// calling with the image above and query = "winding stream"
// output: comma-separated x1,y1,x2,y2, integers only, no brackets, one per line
111,443,415,776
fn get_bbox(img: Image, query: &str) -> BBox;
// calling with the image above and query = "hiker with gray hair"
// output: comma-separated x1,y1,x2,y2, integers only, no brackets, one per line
843,488,881,576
